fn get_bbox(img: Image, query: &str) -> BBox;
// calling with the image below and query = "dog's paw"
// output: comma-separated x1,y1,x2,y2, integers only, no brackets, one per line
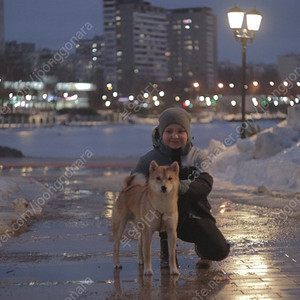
170,268,180,276
143,268,153,276
114,264,123,270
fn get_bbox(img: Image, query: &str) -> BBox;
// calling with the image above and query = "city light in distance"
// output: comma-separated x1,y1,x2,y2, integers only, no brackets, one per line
183,99,190,107
252,97,259,106
107,83,113,90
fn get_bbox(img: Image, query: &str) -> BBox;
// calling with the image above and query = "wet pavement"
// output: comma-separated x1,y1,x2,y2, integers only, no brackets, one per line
0,166,300,300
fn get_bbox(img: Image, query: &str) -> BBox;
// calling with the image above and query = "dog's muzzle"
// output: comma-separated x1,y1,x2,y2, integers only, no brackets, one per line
161,185,167,193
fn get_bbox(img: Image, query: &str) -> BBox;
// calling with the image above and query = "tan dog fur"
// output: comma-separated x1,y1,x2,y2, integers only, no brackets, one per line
112,160,180,275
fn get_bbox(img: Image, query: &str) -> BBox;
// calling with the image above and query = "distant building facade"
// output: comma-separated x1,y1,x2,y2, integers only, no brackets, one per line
5,41,36,80
167,7,217,90
103,0,168,95
103,0,118,89
75,35,104,82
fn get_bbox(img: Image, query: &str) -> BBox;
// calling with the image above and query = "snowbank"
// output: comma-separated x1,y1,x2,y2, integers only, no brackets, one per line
212,106,300,191
211,106,300,218
0,176,46,235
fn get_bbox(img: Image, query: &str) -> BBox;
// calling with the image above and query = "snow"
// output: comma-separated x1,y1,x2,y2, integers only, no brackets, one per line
210,109,300,194
209,106,300,219
0,177,46,234
0,106,299,228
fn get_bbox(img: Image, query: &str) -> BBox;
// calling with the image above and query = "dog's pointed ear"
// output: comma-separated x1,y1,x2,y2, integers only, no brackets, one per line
149,160,158,172
169,161,179,173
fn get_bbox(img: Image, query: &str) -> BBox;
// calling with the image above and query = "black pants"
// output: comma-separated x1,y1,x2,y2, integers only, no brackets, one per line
160,217,230,261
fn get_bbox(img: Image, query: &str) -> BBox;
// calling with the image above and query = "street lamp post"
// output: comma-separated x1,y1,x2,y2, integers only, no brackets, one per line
227,6,262,138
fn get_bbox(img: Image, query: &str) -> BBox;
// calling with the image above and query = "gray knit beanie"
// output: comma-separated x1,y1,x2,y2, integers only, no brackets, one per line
158,107,191,136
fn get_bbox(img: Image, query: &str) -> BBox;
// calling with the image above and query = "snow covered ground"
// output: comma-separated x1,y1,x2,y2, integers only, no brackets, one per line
0,106,299,229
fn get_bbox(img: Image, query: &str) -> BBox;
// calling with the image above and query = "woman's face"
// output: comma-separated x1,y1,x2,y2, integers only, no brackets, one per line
162,124,188,149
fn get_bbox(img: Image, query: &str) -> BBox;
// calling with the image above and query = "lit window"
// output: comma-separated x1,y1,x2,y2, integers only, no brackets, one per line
183,19,192,24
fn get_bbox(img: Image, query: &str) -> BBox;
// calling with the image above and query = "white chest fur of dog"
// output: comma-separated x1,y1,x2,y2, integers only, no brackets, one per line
112,160,180,275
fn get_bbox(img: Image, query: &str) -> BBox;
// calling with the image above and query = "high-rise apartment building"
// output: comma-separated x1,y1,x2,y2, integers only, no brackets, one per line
103,0,118,88
5,41,36,80
102,2,218,95
167,7,217,90
103,0,168,95
75,35,104,82
0,0,5,75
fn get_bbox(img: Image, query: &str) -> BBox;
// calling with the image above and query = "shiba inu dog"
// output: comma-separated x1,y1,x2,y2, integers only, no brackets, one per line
112,160,180,275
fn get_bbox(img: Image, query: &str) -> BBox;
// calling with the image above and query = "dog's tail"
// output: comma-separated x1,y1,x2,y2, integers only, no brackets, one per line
122,173,146,191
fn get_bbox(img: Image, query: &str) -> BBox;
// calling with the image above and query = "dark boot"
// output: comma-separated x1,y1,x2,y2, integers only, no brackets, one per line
194,244,212,269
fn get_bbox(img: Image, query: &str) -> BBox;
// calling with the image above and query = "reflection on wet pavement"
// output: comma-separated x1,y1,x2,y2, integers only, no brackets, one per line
0,167,299,299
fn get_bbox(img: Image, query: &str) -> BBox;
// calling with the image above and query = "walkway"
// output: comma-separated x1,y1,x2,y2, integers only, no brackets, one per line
0,166,299,299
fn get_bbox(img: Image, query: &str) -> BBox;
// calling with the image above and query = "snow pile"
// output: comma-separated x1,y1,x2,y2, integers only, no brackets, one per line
0,176,46,235
211,106,300,193
0,198,30,234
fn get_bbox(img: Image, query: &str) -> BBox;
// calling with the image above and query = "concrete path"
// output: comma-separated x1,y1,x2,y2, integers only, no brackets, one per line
0,166,299,299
